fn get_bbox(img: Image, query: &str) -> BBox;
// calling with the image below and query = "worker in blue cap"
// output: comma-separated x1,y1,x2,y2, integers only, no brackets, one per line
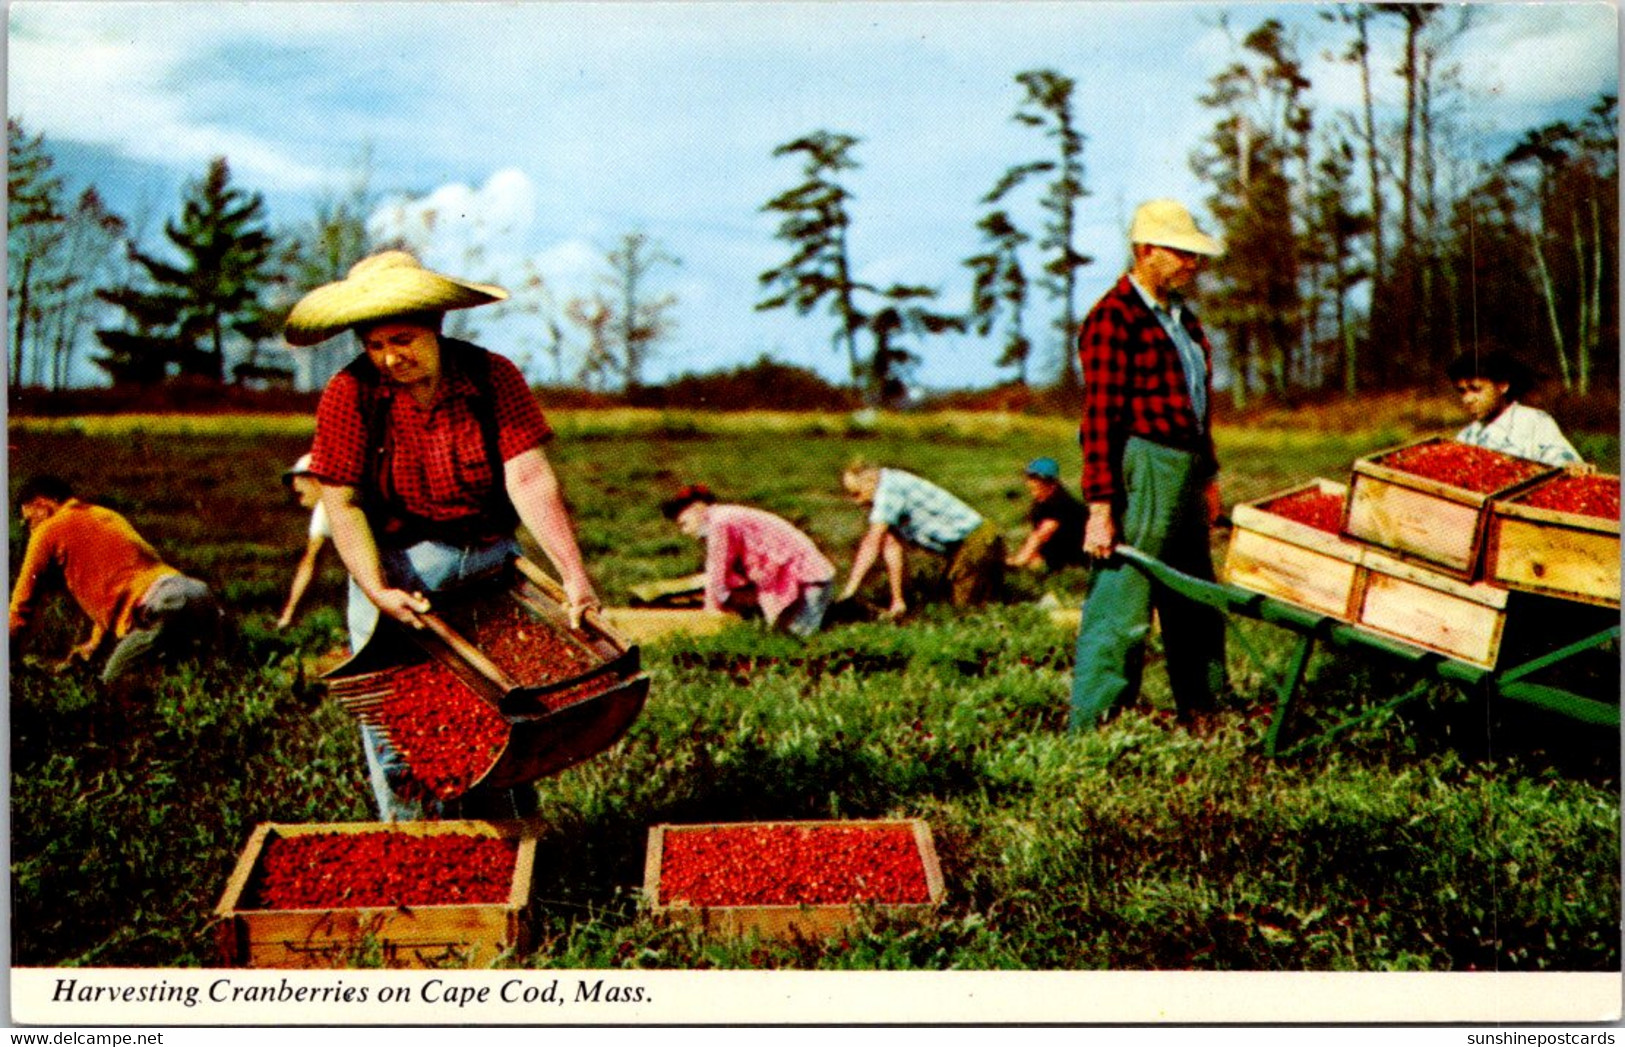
1007,457,1085,572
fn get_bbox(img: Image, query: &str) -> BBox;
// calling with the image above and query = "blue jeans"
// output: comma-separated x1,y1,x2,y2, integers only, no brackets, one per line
780,582,833,638
348,536,529,821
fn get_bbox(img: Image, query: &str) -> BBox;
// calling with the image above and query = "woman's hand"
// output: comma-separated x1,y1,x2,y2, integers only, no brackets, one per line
563,575,602,630
372,588,432,629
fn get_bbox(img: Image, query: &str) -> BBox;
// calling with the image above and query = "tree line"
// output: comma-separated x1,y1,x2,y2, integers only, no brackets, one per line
8,5,1617,406
6,127,680,395
755,9,1617,407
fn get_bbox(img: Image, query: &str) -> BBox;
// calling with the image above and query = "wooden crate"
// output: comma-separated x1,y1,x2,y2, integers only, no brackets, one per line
1354,549,1511,668
598,607,737,643
1487,473,1620,608
214,820,537,968
1343,438,1558,580
644,819,945,939
1226,479,1364,620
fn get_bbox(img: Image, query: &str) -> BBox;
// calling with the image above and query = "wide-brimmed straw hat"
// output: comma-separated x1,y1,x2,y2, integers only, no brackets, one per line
1129,199,1223,257
283,250,509,347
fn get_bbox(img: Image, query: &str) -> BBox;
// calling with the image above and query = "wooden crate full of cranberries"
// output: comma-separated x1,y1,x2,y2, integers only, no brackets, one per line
214,820,537,968
1226,478,1366,621
1344,437,1559,579
1486,472,1620,608
643,819,945,939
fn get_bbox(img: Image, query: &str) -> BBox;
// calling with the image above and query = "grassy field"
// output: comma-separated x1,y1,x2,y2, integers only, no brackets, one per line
7,406,1620,971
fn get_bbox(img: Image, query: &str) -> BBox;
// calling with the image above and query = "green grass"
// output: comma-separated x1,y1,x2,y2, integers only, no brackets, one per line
7,411,1619,971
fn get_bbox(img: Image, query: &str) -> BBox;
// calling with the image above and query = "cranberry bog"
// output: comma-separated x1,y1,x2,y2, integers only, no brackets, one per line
644,819,945,939
214,820,537,968
7,409,1621,975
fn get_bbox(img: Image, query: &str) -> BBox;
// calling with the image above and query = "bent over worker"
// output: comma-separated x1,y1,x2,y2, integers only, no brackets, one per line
837,461,1004,619
661,484,836,637
10,475,221,686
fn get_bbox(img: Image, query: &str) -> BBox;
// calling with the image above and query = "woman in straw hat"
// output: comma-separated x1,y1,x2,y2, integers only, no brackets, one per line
285,250,601,820
1069,199,1228,734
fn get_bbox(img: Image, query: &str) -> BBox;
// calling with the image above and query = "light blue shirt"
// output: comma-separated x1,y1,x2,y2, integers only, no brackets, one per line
869,468,983,554
1133,278,1207,431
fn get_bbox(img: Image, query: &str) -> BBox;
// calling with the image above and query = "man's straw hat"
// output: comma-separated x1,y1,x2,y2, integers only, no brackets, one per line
1129,199,1223,257
283,250,509,347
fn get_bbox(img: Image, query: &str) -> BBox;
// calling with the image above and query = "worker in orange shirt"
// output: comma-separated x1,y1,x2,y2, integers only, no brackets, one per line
9,475,222,685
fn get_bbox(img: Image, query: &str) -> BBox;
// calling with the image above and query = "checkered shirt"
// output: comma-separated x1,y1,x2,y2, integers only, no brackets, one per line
869,468,984,554
1077,274,1218,504
308,344,552,524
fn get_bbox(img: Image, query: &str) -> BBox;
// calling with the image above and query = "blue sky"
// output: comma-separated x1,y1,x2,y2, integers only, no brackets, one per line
8,0,1619,390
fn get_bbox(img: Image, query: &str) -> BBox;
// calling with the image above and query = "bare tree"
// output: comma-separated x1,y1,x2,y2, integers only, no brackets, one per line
604,232,680,392
36,188,127,389
565,294,618,391
8,118,65,389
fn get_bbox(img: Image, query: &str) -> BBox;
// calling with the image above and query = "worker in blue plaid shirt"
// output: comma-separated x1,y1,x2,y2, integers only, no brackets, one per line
837,461,1004,619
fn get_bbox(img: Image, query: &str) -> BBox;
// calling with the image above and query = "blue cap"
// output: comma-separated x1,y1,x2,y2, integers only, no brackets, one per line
1025,457,1060,481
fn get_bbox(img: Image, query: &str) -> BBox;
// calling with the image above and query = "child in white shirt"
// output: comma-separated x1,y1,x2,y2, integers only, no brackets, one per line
1446,351,1584,467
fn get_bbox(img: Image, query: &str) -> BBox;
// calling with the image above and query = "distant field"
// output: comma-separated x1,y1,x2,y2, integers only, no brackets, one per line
7,409,1619,974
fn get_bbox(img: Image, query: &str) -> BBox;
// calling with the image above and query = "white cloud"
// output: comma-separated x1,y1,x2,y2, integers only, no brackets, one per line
367,168,543,273
1462,4,1619,108
8,4,339,189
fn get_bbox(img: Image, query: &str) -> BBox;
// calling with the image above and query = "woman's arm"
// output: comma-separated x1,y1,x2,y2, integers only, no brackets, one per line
504,447,600,627
319,483,431,628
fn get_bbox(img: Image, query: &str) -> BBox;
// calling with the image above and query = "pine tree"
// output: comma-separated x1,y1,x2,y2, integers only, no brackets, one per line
96,157,276,384
983,69,1092,396
963,210,1031,385
759,131,961,406
757,130,868,388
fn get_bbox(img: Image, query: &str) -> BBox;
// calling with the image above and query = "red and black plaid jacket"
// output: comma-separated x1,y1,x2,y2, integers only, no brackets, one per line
1076,274,1218,504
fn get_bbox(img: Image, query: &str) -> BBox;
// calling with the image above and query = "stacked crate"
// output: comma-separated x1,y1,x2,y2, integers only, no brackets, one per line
1225,438,1617,669
1486,472,1621,608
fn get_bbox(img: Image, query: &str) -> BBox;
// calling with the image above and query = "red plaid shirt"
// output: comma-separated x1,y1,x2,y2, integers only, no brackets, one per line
309,343,552,526
1077,275,1218,504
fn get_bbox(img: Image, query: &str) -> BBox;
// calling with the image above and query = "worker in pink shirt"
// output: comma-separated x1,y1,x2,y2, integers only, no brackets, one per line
660,485,836,637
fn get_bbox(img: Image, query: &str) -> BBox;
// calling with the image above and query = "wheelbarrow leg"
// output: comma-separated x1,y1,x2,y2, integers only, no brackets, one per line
1263,632,1317,758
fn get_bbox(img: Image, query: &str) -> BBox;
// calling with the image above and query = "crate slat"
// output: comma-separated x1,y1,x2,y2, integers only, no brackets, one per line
1355,550,1510,668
